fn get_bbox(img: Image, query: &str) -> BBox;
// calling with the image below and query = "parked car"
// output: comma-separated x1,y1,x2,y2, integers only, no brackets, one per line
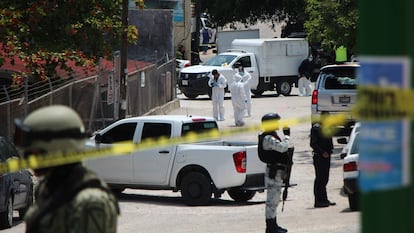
338,123,360,211
0,136,34,229
311,63,359,136
176,59,191,74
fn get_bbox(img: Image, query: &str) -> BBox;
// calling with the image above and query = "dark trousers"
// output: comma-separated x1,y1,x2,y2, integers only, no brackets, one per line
313,153,331,203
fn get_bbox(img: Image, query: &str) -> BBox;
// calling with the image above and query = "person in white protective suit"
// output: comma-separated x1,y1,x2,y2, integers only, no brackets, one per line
229,68,247,126
234,63,252,117
208,69,227,121
298,56,314,96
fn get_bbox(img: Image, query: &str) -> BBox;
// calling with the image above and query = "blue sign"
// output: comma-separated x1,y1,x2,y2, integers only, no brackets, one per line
359,57,411,192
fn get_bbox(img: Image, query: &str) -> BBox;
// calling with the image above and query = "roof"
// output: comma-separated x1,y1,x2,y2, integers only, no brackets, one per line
0,54,154,81
117,115,216,123
321,62,360,70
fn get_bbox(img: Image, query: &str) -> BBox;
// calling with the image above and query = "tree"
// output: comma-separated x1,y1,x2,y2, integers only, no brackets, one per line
304,0,358,56
199,0,307,34
199,0,357,58
0,1,140,86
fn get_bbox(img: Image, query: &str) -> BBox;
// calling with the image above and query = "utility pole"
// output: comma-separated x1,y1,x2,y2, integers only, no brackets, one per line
191,0,201,65
119,0,129,119
359,1,414,232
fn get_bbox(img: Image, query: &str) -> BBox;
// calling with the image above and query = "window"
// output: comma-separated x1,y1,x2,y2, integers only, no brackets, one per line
0,138,19,162
322,67,358,90
324,75,357,89
100,123,137,143
237,56,252,68
141,123,172,141
181,122,218,136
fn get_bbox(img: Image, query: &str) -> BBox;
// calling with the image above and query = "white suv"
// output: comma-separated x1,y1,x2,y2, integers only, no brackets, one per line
311,63,359,136
338,122,360,211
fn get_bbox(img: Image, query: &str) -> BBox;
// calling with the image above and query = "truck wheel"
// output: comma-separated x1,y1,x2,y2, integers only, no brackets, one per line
251,89,264,96
181,172,212,206
276,81,292,96
207,88,212,99
0,195,13,229
227,188,256,202
183,92,198,99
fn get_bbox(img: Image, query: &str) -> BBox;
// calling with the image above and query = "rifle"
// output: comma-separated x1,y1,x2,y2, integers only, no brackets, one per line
281,147,294,212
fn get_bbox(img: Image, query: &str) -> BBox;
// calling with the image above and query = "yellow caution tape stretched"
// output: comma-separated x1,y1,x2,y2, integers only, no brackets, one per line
0,114,349,174
353,86,414,120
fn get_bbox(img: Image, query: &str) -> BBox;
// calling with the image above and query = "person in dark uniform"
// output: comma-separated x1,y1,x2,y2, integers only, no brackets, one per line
310,111,335,208
258,113,290,233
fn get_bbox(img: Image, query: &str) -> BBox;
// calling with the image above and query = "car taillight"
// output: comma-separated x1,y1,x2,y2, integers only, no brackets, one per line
311,90,318,104
233,151,246,173
184,63,191,67
343,161,358,172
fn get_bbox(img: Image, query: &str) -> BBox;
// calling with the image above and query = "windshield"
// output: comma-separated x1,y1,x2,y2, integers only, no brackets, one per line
204,55,237,67
181,121,218,137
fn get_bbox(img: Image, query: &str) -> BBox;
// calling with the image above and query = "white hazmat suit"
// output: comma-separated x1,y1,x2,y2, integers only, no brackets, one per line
229,73,247,126
238,69,252,116
208,72,227,121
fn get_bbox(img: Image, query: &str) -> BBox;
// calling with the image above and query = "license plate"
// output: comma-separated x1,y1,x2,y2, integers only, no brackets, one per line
339,96,350,103
182,80,188,85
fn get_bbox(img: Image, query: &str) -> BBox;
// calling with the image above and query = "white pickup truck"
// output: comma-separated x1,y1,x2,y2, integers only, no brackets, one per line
84,115,265,205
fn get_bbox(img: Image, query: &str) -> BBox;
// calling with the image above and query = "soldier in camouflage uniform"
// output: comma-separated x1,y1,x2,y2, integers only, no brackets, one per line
258,113,291,233
14,105,119,233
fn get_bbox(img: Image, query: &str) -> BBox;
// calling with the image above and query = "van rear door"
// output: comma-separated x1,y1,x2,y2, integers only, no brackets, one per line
317,66,358,113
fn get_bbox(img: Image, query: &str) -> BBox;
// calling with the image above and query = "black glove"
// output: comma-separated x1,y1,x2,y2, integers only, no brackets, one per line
283,127,291,136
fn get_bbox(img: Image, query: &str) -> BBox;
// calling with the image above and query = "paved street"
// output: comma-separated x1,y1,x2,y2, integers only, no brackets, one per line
3,86,360,233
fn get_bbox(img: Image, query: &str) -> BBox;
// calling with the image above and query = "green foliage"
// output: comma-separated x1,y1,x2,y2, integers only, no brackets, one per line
304,0,358,55
200,0,306,28
0,0,138,84
199,0,357,57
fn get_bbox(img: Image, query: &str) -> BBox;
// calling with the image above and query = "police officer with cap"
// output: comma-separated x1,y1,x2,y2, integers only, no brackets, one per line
14,105,119,233
258,113,291,233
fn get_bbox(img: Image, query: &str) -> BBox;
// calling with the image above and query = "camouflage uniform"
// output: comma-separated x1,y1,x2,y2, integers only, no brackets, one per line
259,131,290,233
265,169,285,219
24,163,119,233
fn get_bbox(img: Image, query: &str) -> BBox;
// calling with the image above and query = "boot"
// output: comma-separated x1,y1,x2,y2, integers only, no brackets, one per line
266,218,288,233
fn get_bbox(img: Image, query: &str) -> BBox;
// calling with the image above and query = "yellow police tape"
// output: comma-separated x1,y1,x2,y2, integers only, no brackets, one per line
0,114,350,174
353,86,414,120
6,83,409,175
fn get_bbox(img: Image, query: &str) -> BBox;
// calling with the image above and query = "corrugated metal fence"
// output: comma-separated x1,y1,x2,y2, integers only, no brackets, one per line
0,59,177,140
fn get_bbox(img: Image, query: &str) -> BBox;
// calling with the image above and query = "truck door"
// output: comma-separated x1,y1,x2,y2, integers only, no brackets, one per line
133,122,176,185
236,55,259,90
86,122,137,183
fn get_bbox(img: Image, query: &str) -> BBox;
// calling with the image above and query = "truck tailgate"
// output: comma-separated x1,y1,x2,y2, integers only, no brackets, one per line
173,144,249,189
244,144,266,175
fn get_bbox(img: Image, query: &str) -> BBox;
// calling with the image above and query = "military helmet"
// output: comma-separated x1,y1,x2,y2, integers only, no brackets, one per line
14,105,87,155
261,113,281,132
261,113,281,122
